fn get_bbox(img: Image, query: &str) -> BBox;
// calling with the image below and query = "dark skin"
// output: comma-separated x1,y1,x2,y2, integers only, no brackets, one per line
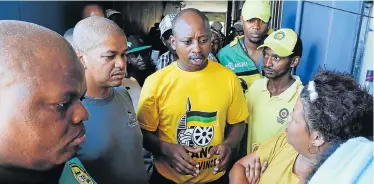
241,17,269,67
262,47,300,96
211,31,221,56
162,33,179,62
127,50,151,71
82,4,104,18
0,27,89,171
77,31,128,98
143,9,246,176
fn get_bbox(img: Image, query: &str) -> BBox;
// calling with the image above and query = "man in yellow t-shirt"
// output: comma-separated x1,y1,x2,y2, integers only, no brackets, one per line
137,9,248,184
247,28,304,152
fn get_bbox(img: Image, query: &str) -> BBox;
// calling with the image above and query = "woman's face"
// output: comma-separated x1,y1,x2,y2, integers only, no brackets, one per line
286,97,316,156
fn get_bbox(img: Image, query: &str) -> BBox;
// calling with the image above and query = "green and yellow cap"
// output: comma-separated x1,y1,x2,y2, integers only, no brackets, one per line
241,0,271,23
258,28,299,57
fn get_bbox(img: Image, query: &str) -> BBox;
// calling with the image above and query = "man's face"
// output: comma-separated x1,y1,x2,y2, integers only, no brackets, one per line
82,32,128,88
2,52,89,170
127,50,151,70
162,33,176,54
171,17,211,70
211,32,220,55
242,17,269,44
262,47,294,79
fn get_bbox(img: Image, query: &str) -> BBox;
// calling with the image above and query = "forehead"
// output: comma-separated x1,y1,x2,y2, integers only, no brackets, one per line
92,32,127,52
263,47,280,56
174,16,208,38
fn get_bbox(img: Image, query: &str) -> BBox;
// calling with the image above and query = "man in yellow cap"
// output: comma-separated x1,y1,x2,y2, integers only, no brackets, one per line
247,28,304,152
218,0,272,94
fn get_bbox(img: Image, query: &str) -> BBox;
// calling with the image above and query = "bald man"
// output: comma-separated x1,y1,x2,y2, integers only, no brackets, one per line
73,17,148,184
0,20,96,183
82,4,104,19
137,9,248,183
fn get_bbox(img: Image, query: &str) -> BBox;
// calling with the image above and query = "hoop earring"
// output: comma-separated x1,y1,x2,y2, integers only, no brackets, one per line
308,145,319,154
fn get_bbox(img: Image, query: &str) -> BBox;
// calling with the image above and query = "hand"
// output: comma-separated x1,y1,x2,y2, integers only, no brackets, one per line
161,142,202,176
245,157,268,184
207,143,232,174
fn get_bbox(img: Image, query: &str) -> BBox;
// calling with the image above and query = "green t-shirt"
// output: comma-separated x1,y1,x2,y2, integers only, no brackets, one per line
218,36,261,94
59,157,96,184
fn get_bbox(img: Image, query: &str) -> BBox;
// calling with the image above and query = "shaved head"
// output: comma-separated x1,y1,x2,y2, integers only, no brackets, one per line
73,16,125,53
172,8,211,37
82,4,104,19
0,20,87,170
0,20,80,89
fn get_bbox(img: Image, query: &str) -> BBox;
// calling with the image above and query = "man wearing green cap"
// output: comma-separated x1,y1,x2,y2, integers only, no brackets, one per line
218,0,272,94
246,28,304,153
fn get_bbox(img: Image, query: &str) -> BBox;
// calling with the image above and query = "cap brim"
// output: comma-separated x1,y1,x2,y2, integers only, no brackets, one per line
128,46,152,54
258,42,293,57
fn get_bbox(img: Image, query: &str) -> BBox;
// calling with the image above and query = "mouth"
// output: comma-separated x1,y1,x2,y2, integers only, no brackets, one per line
70,126,86,146
111,71,125,80
250,33,261,38
263,68,274,74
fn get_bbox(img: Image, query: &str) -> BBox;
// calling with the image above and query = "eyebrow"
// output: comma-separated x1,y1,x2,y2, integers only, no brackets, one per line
62,91,85,100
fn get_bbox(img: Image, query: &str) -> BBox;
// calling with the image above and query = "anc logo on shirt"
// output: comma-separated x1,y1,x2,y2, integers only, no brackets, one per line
69,163,93,184
274,31,285,40
177,97,217,147
277,108,289,124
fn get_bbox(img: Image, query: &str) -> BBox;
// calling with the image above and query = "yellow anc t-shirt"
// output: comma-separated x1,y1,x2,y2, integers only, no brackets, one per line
256,132,300,184
246,75,303,152
137,60,248,183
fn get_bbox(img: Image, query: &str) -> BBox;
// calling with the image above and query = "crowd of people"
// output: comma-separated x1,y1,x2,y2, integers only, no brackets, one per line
0,1,372,184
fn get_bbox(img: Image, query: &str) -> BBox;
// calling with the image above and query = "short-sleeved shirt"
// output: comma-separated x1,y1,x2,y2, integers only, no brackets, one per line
79,87,148,184
255,132,299,184
137,60,248,183
247,76,304,152
218,36,262,94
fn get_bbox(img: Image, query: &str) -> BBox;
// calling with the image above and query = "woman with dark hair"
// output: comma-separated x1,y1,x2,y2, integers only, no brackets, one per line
229,70,373,184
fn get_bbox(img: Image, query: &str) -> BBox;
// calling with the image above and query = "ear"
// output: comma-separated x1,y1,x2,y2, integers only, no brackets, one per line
170,35,176,50
76,50,88,69
290,56,300,68
311,131,325,147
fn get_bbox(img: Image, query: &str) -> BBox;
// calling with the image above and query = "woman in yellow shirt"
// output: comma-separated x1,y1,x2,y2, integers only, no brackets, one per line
229,70,373,184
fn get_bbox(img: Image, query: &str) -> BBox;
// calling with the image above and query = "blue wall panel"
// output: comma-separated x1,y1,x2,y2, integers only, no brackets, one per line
281,0,363,83
18,1,66,35
0,2,20,20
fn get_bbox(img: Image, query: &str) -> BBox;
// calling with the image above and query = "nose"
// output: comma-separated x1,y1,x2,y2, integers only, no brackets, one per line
115,56,126,70
72,103,89,124
251,19,261,30
264,56,273,67
191,40,202,54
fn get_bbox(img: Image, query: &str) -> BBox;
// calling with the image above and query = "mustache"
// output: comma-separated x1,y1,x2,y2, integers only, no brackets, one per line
188,54,205,60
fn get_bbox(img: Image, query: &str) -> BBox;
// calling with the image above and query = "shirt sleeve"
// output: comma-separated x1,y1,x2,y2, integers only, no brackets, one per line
227,75,249,124
255,132,288,163
137,76,159,132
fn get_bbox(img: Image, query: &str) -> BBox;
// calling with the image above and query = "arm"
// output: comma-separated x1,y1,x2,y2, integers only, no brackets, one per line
229,152,257,184
224,122,246,149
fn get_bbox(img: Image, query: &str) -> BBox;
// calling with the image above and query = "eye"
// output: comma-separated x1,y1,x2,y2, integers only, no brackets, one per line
102,55,115,60
183,40,191,45
273,56,281,61
121,53,127,59
56,101,71,111
199,39,208,43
